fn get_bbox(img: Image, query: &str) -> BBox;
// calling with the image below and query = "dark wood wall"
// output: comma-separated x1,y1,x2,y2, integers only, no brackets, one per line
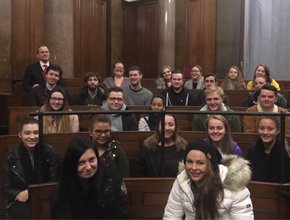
10,0,217,80
74,0,111,78
186,0,217,74
122,0,158,78
11,0,44,79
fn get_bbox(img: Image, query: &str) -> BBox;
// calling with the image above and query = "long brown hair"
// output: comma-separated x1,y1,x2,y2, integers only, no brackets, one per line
143,114,187,151
41,88,71,133
221,66,246,90
205,115,234,154
249,63,272,89
191,156,224,219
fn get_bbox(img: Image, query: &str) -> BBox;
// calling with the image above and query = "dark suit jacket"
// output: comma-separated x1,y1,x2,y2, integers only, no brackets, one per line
22,62,64,92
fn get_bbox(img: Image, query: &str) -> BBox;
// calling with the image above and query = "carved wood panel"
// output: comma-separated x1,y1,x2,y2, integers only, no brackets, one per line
186,0,217,74
74,0,110,78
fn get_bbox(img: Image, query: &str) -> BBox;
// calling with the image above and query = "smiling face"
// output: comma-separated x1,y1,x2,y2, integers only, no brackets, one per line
206,91,223,111
107,91,123,110
159,115,176,141
255,65,266,77
258,89,277,110
77,148,98,180
163,68,172,81
151,97,164,110
191,66,201,80
49,91,64,111
254,76,267,91
90,122,111,146
207,118,226,144
129,70,142,87
19,123,39,149
171,73,184,91
186,150,208,183
37,46,50,63
46,69,60,86
114,63,124,78
228,68,238,80
258,118,280,145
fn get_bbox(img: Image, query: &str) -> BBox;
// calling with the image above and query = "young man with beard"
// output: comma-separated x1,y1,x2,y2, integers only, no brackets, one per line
28,65,70,106
192,85,241,132
23,45,64,93
73,72,107,106
160,69,195,106
122,66,153,106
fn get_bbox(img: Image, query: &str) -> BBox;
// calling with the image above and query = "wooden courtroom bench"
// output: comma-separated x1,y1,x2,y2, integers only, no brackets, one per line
1,131,290,179
149,88,290,107
8,105,248,134
1,132,290,218
28,179,290,219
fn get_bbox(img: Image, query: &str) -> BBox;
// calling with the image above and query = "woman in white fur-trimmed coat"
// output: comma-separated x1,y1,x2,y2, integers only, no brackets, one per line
163,140,254,220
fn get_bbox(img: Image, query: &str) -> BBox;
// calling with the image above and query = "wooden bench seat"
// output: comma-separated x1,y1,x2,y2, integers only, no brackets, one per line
8,105,249,134
1,132,290,218
28,179,290,219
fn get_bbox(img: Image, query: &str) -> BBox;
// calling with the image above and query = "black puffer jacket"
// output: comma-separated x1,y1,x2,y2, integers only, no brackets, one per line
2,143,60,205
243,91,288,108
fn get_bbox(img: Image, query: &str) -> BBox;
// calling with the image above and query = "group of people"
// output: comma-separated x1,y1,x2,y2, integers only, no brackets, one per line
2,45,289,219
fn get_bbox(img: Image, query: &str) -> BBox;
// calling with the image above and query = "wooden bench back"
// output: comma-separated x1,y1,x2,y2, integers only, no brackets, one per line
8,105,248,134
28,179,290,219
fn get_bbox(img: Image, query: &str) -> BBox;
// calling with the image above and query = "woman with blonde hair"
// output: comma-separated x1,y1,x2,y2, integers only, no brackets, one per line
164,140,253,219
184,65,204,89
155,65,172,89
205,115,243,157
221,66,246,90
40,87,79,133
135,114,187,177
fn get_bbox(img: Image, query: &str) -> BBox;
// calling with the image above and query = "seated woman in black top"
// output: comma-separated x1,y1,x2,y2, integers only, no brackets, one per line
135,114,188,177
50,137,128,219
2,118,59,219
248,116,290,183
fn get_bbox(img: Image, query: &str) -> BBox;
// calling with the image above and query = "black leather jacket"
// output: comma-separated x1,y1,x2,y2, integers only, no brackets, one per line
243,91,288,108
2,143,60,205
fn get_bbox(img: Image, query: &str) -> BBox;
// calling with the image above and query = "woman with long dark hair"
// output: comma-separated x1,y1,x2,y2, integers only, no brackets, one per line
135,114,187,177
164,140,253,219
248,116,290,183
50,137,128,219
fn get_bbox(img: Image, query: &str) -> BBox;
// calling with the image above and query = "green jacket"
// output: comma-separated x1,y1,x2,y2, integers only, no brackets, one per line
192,104,241,132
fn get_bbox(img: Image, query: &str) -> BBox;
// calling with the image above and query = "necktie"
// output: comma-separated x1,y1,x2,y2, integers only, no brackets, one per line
43,64,48,81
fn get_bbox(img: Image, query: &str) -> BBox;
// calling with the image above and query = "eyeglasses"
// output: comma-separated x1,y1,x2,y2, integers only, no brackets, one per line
50,97,64,102
115,67,124,71
108,97,123,102
94,129,111,135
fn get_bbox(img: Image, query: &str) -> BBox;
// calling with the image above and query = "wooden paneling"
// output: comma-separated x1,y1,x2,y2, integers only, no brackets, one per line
11,0,44,79
74,0,110,78
122,0,158,78
186,0,217,73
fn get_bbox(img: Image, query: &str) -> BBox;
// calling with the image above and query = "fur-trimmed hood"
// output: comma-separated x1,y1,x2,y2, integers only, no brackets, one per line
178,154,252,192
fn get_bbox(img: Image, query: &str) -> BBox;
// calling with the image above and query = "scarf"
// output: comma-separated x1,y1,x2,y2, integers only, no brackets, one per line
19,142,48,184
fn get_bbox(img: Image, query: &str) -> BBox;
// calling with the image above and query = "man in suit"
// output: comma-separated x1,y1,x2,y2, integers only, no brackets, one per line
22,45,64,92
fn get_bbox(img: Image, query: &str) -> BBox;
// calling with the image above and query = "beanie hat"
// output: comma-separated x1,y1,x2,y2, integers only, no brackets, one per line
184,140,222,171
